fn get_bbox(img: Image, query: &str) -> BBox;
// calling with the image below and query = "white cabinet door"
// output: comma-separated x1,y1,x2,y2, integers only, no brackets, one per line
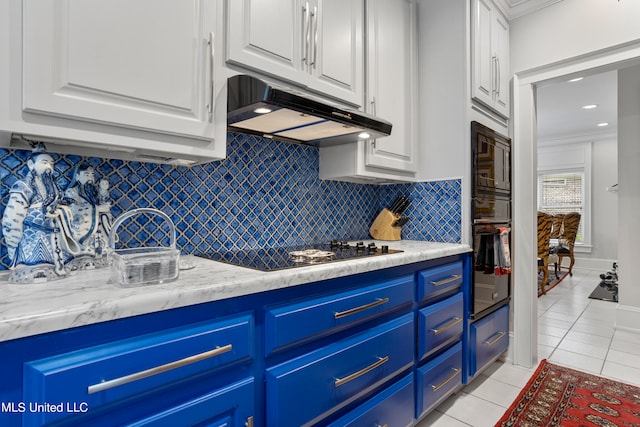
364,0,417,173
23,0,218,142
307,0,363,106
493,11,510,117
226,0,303,84
471,0,510,118
319,0,416,183
226,0,363,107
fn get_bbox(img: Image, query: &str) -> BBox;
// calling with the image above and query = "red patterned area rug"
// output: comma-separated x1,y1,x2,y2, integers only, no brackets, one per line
538,271,569,297
495,360,640,426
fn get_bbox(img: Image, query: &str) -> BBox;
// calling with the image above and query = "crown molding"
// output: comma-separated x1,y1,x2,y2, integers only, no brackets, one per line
506,0,565,20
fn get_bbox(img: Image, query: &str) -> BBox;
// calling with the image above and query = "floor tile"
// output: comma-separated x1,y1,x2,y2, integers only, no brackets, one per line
463,376,522,408
564,330,612,347
601,361,640,387
556,338,609,359
548,348,604,374
416,411,471,427
434,392,506,427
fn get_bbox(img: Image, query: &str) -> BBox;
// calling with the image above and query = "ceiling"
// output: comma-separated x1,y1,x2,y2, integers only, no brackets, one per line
535,70,618,143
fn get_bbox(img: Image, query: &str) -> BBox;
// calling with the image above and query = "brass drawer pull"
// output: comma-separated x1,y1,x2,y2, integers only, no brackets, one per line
431,274,462,287
87,344,233,394
485,331,506,346
431,316,462,335
334,356,389,387
431,367,461,392
334,298,390,319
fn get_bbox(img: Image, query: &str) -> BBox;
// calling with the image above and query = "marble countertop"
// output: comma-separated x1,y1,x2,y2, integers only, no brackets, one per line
0,240,470,343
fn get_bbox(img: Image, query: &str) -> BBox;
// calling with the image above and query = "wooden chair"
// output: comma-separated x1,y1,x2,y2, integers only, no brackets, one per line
548,213,564,278
537,212,553,294
553,212,581,276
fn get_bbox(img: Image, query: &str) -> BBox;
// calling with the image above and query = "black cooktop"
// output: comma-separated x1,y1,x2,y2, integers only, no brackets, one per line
197,241,402,272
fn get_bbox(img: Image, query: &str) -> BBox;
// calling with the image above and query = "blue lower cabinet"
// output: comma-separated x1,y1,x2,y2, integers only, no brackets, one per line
127,377,255,427
416,342,463,420
326,374,415,427
266,313,414,427
417,292,463,361
22,314,254,426
469,304,509,380
417,261,463,303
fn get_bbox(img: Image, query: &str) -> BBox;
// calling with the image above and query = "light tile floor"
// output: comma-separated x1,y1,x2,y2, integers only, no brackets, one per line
417,267,640,426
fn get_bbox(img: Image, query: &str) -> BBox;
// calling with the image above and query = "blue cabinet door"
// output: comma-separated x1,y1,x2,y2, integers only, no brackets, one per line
417,292,463,361
266,313,414,427
416,342,463,420
468,304,509,380
417,261,463,303
23,314,254,426
326,373,415,427
265,275,414,354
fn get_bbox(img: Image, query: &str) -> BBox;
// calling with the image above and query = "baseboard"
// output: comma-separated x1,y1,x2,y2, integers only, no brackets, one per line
614,304,640,333
573,257,617,272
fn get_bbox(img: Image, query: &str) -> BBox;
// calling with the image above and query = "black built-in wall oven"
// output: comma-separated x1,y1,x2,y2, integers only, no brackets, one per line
471,121,512,320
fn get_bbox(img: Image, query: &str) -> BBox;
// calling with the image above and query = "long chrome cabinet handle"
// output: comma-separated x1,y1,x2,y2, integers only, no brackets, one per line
335,356,389,387
431,274,462,287
207,32,215,121
485,331,506,346
311,5,318,69
87,344,233,394
303,2,310,66
431,316,462,335
431,367,461,392
334,297,390,319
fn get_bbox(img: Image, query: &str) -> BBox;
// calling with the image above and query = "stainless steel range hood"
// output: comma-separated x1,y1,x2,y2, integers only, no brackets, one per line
227,75,392,146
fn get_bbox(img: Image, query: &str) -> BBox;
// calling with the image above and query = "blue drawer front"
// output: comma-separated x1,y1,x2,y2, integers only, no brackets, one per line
266,313,414,427
416,342,463,420
470,304,509,378
128,377,255,427
326,374,414,427
265,276,414,354
417,292,463,361
23,314,254,426
417,261,463,303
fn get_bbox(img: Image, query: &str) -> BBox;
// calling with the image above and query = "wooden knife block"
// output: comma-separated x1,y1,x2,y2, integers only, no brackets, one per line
369,208,402,241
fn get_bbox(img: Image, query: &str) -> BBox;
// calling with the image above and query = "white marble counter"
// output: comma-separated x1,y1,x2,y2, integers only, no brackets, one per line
0,240,470,342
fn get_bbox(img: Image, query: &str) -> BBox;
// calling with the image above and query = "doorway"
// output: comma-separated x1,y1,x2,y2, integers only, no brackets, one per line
510,43,640,369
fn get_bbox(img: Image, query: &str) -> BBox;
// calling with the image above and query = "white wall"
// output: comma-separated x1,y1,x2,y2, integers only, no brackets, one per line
511,0,640,75
589,138,618,264
616,65,640,331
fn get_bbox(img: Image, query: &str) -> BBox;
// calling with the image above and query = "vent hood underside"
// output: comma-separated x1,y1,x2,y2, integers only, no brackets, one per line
227,75,392,147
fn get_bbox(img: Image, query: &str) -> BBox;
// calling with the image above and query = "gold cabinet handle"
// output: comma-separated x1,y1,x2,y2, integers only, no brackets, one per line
87,344,233,394
335,356,389,387
431,274,462,287
430,316,462,335
484,331,506,346
334,298,390,319
431,367,461,392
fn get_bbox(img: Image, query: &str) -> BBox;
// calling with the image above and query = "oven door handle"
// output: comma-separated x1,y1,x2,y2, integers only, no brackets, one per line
474,219,511,225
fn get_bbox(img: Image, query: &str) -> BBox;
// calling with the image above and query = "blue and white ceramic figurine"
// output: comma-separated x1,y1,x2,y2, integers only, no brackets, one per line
2,146,114,283
62,161,114,271
2,146,72,283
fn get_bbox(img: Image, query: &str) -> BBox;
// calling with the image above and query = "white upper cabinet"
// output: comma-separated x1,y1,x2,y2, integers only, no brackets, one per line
226,0,364,107
364,0,418,174
319,0,417,183
471,0,510,118
12,0,225,164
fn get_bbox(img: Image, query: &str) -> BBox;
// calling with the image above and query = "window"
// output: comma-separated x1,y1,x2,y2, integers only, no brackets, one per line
537,142,591,250
538,172,584,243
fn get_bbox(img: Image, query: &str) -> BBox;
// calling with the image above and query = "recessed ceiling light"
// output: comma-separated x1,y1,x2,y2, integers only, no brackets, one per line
597,122,609,127
254,107,272,114
582,104,598,110
568,77,584,82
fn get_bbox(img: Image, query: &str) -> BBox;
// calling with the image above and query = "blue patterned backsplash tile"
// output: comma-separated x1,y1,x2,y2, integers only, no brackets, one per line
0,132,461,270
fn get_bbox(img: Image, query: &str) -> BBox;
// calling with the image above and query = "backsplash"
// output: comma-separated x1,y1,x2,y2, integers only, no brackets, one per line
0,132,461,270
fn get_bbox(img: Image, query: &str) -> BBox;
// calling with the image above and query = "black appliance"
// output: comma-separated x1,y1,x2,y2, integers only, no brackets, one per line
227,74,392,146
471,121,512,319
197,241,402,272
